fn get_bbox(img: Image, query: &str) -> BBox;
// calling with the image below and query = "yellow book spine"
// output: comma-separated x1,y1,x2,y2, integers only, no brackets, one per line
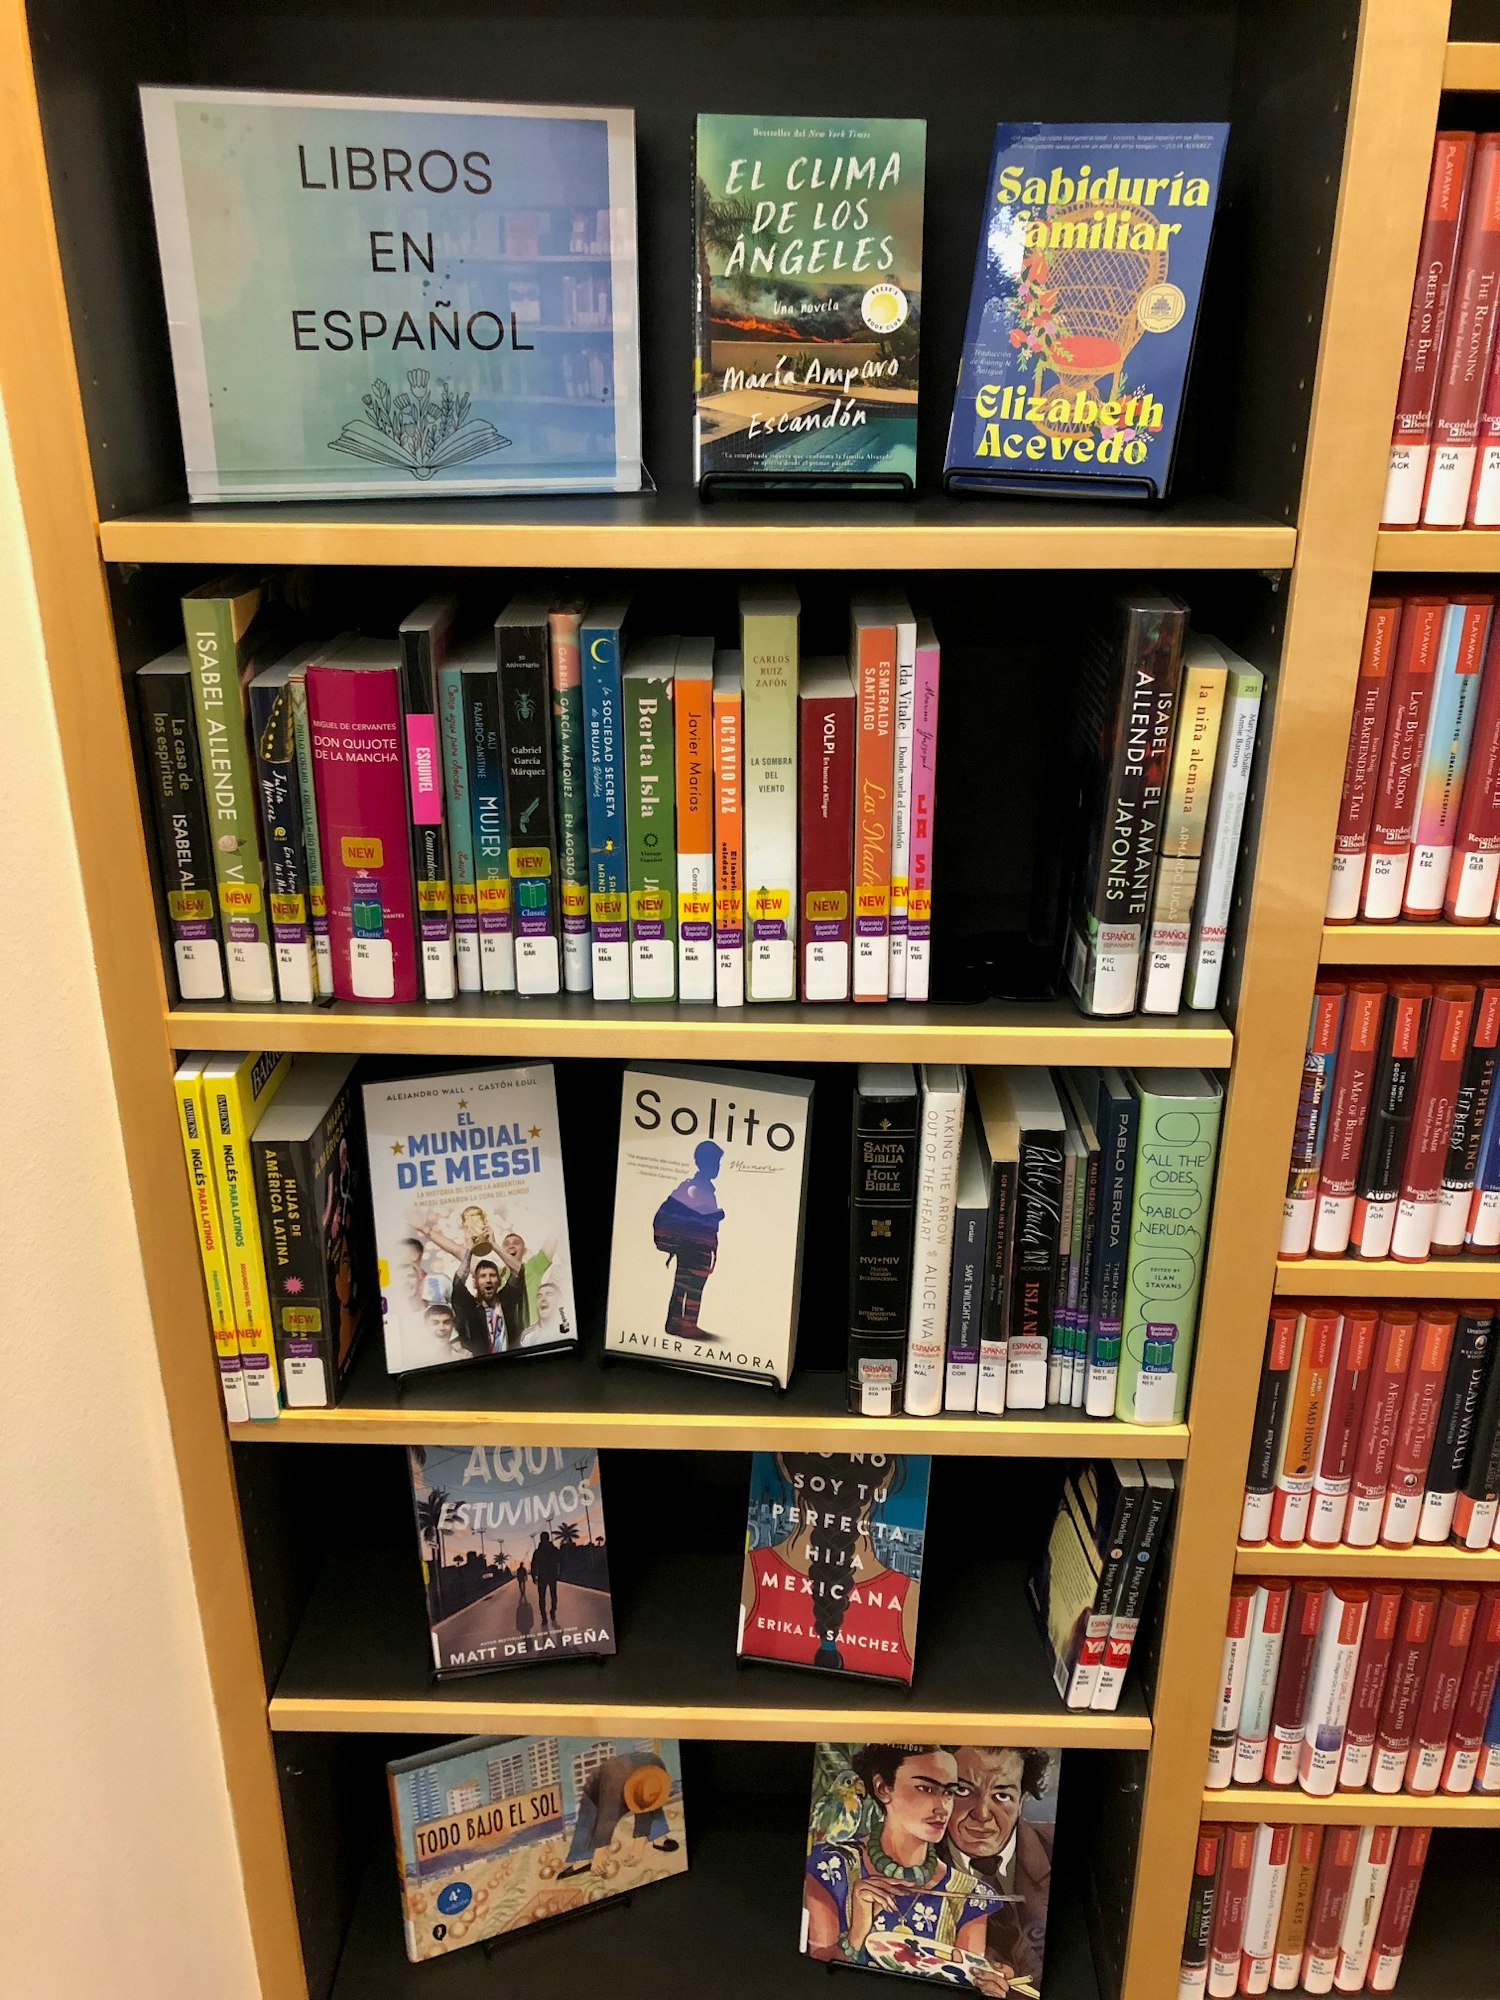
209,1060,287,1418
174,1065,250,1425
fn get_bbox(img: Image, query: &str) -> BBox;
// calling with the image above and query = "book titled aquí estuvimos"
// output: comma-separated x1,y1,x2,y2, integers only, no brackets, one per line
139,86,641,500
694,116,926,490
407,1444,613,1676
946,123,1228,500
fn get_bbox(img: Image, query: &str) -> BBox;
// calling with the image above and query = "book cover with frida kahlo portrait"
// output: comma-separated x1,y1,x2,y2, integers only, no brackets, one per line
801,1741,1062,1993
694,115,926,488
946,123,1228,501
739,1453,930,1685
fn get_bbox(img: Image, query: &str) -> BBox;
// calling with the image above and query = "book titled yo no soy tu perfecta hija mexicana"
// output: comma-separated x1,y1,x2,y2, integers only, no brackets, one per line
139,86,641,499
946,123,1228,500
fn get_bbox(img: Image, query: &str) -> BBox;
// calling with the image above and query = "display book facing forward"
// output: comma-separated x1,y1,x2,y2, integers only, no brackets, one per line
693,115,927,492
388,1733,686,1964
139,85,641,500
946,123,1228,501
851,1063,1222,1429
802,1741,1062,1993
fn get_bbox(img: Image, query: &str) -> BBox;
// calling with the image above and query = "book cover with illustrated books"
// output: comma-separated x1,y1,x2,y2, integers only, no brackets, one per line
694,116,926,488
140,87,641,499
362,1063,576,1375
801,1741,1061,1993
738,1451,930,1685
605,1063,812,1387
407,1444,614,1676
388,1732,686,1964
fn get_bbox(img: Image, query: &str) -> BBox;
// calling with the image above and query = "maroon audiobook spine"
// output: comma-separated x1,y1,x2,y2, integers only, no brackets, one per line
1371,1583,1440,1792
1312,981,1387,1256
1327,603,1402,918
1384,132,1476,524
1308,1305,1377,1547
1361,601,1445,920
1337,1579,1404,1790
1206,1821,1256,1998
797,664,855,1004
1391,983,1477,1261
1366,1825,1431,1993
1381,1306,1458,1546
1423,132,1500,525
1441,1582,1500,1791
1299,1823,1360,1994
1405,1585,1481,1793
1268,1578,1327,1786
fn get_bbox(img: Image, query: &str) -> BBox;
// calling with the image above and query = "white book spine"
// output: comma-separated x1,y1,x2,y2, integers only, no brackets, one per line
1422,441,1479,525
1298,1591,1368,1795
1382,442,1428,526
1332,1826,1394,1994
1240,1823,1291,1996
1186,674,1262,1012
677,849,715,1002
903,1078,964,1417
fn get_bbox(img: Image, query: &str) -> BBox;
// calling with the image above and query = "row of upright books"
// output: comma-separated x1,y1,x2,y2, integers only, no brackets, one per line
1242,1300,1500,1554
1209,1576,1500,1802
851,1064,1222,1426
1328,593,1500,926
1282,976,1500,1264
1181,1819,1431,1996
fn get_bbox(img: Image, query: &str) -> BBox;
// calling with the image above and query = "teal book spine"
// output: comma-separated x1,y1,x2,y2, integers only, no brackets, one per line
436,661,481,993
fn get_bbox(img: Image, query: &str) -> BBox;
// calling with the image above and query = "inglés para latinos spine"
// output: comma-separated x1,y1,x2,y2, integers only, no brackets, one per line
497,595,562,996
850,598,896,1002
623,641,678,1001
1328,600,1401,923
713,650,745,1008
581,599,632,1001
798,657,855,1003
548,604,593,993
397,596,459,1003
436,658,481,993
174,1056,249,1425
674,637,716,1003
204,1049,291,1420
740,581,799,1001
1385,133,1475,524
136,650,226,1002
906,617,940,1003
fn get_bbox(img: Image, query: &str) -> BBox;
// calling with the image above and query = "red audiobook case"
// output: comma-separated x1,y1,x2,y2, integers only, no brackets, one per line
1371,1583,1440,1792
1424,132,1500,525
1300,1823,1360,1991
1367,1825,1431,1993
1384,133,1476,525
1338,1579,1404,1790
1268,1578,1327,1786
1381,1306,1458,1546
1308,1305,1377,1547
1447,616,1500,918
1406,1585,1480,1792
1392,983,1477,1260
1312,981,1387,1256
1345,1308,1418,1547
1441,1583,1500,1792
797,664,855,1004
1362,600,1445,921
1328,603,1401,919
1351,981,1431,1258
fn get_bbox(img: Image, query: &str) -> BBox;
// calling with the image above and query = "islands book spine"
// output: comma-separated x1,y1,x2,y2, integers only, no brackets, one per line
463,657,516,994
549,607,594,993
623,652,678,1001
436,661,482,992
1384,132,1474,524
398,603,458,1002
498,605,562,996
249,669,318,1005
136,659,226,1001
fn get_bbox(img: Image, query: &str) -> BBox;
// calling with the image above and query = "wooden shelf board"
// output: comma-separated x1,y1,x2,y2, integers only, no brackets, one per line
1274,1258,1500,1298
1203,1787,1500,1826
1321,923,1500,965
97,491,1295,571
166,995,1232,1065
1236,1540,1500,1580
1444,41,1500,91
1374,528,1500,571
270,1542,1151,1747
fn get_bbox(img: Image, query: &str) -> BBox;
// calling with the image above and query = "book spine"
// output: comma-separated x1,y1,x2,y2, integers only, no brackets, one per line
1084,1084,1137,1419
1271,1823,1323,1991
742,601,798,1002
1092,1473,1172,1711
1351,986,1430,1259
713,675,745,1009
582,619,629,1001
1117,1081,1222,1425
1069,1140,1100,1407
182,594,274,1000
624,667,677,1000
1467,1075,1500,1252
400,636,457,1006
1423,134,1500,525
904,1079,963,1416
1186,666,1263,1009
549,609,593,994
977,1153,1015,1416
798,684,854,1003
1281,983,1346,1258
1404,598,1493,915
249,677,317,1005
464,664,515,994
1233,1578,1292,1785
1142,663,1226,1014
209,1070,282,1420
1365,1826,1431,1993
1327,602,1401,921
1406,1586,1480,1792
1470,316,1500,521
1047,1141,1079,1408
1268,1579,1326,1786
1298,1582,1369,1796
1337,1579,1403,1790
1418,1307,1495,1541
252,1130,333,1409
1206,1823,1256,1999
1446,619,1500,918
307,667,419,1003
1371,1584,1440,1791
1452,1340,1500,1545
849,1089,919,1361
1392,984,1476,1260
1331,1823,1394,1993
436,663,481,994
1077,1478,1144,1700
674,670,715,1005
174,1070,248,1425
1440,1583,1500,1790
1385,133,1474,522
1362,599,1444,920
1478,1678,1500,1789
1300,1824,1359,1995
905,629,940,1003
137,667,226,1001
1179,1821,1223,2000
888,617,916,999
1433,983,1500,1250
1241,1821,1293,1996
1312,983,1387,1256
1242,1305,1300,1543
851,619,895,1002
1308,1307,1377,1548
1006,1124,1064,1411
499,617,561,996
1346,1310,1417,1547
1207,1578,1258,1787
289,672,334,997
1270,1307,1340,1546
943,1191,985,1413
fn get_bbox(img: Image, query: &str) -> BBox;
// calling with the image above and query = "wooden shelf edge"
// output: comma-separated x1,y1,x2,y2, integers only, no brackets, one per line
1321,923,1500,965
1204,1786,1500,1825
1274,1258,1500,1298
1235,1541,1500,1580
1444,40,1500,91
1374,527,1500,571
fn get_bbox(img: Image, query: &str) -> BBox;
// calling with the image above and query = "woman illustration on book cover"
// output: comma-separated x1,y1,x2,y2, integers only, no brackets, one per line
652,1139,724,1339
804,1745,1008,1992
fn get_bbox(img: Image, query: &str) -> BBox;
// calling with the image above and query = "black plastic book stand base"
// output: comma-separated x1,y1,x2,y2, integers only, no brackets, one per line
479,1890,634,1957
597,1347,788,1394
387,1337,575,1404
699,470,914,499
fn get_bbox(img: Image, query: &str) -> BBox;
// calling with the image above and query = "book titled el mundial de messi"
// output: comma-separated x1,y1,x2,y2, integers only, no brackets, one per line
946,123,1228,501
139,87,641,500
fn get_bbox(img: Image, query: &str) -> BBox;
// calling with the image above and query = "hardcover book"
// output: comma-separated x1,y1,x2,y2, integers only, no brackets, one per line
436,653,482,992
801,1741,1061,1991
136,649,226,1001
407,1443,614,1675
850,598,897,1003
388,1732,686,1964
362,1063,577,1375
398,596,459,1002
848,1063,919,1414
739,1452,929,1684
674,638,717,1003
945,122,1228,499
693,116,926,489
140,87,641,500
497,594,562,995
605,1062,813,1387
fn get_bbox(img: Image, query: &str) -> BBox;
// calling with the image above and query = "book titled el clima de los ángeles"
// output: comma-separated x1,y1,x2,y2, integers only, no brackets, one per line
139,87,641,499
946,123,1227,500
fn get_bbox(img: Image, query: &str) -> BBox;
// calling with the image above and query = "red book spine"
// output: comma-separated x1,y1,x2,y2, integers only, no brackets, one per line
1362,599,1446,919
1371,1584,1440,1791
1337,1580,1404,1790
1385,133,1476,524
1207,1578,1258,1788
797,673,854,1003
1299,1583,1370,1796
1328,605,1402,918
1392,984,1477,1260
1299,1825,1360,1994
1440,1582,1500,1791
1345,1309,1417,1547
1207,1823,1257,1998
1381,1307,1459,1545
1424,133,1500,525
1448,619,1500,917
1271,1308,1341,1546
1313,983,1388,1256
1406,1585,1480,1792
1268,1579,1328,1786
1308,1306,1378,1546
306,658,419,1003
1366,1825,1431,1993
1470,315,1500,522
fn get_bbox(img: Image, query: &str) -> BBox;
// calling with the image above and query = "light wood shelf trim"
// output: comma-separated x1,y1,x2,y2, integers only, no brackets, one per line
1236,1540,1500,1579
96,496,1296,571
1204,1787,1500,1826
165,999,1233,1065
1274,1258,1500,1298
1374,527,1500,569
269,1693,1152,1748
1444,40,1500,91
1321,922,1500,964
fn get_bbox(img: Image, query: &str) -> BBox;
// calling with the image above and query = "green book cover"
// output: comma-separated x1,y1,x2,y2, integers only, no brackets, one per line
181,572,275,1002
1116,1069,1222,1425
623,641,678,1001
549,602,593,994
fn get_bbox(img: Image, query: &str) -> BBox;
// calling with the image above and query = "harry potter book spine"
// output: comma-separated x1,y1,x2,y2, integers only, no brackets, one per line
136,653,226,1001
1385,133,1474,524
1092,1458,1174,1710
1327,600,1401,921
798,659,855,1003
674,639,716,1003
740,581,799,1002
498,598,562,996
623,644,678,1001
581,600,631,1000
713,651,745,1008
462,647,516,994
548,605,593,993
436,659,481,993
397,596,459,1003
850,599,896,1003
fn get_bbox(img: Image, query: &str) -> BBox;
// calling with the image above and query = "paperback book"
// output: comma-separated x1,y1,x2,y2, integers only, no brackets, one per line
136,649,226,1001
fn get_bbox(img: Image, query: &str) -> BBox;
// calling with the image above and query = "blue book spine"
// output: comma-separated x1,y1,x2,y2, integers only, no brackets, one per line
581,609,629,1000
943,1201,988,1414
1468,1070,1500,1252
437,662,481,994
1085,1076,1137,1417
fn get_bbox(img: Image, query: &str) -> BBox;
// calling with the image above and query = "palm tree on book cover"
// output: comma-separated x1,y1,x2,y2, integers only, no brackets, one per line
696,184,755,387
414,1484,452,1615
652,1139,724,1339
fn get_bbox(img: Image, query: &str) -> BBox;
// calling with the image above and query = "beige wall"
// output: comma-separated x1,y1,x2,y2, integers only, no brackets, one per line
0,393,260,1996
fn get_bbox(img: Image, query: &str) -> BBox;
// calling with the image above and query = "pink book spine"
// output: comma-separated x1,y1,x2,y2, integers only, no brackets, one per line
307,661,418,1003
905,620,940,1004
1423,133,1500,525
1384,133,1475,524
1446,616,1500,918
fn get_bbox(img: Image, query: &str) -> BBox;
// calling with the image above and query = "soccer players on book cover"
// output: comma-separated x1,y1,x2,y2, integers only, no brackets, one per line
801,1741,1061,1992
